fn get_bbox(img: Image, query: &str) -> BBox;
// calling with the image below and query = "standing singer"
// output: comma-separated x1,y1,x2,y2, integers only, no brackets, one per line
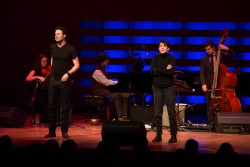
44,26,80,139
150,40,177,143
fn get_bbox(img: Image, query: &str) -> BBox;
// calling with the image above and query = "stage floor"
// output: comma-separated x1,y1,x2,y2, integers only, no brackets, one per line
1,113,250,156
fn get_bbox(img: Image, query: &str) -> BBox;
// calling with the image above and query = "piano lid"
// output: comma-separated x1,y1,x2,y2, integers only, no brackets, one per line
110,72,152,93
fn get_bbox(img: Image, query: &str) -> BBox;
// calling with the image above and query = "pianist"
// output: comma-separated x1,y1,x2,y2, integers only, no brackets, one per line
92,52,127,121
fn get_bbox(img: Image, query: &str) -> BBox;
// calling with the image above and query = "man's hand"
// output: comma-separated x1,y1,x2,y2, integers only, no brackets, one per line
202,85,207,92
218,44,229,51
166,64,172,69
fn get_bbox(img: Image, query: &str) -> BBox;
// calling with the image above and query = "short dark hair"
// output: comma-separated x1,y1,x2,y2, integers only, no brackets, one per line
55,26,67,35
159,40,171,48
96,52,109,66
204,40,215,48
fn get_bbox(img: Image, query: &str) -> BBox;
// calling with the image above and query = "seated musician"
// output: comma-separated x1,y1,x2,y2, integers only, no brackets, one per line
92,52,128,121
200,40,236,124
26,53,51,124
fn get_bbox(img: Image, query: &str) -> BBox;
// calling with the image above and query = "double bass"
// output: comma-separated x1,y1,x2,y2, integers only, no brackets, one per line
210,28,242,113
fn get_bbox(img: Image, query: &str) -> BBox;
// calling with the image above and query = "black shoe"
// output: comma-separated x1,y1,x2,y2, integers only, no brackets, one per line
62,132,69,139
168,136,177,143
152,135,162,142
44,132,56,138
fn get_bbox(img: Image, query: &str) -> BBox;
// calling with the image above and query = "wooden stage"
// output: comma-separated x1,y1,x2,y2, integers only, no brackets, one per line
1,113,250,156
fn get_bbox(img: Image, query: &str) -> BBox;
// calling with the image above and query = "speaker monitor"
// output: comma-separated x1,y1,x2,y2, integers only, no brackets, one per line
215,112,250,133
163,103,187,126
130,106,154,124
0,106,26,128
130,105,170,126
101,121,148,147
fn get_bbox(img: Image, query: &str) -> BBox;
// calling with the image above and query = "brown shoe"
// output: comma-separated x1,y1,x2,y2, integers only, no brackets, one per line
62,132,69,139
44,132,56,138
152,135,162,142
168,136,177,143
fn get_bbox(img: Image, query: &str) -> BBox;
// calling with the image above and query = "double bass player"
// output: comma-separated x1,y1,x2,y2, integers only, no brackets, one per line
200,39,237,124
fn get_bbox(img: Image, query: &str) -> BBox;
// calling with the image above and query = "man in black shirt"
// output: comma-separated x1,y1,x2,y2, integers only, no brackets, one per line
44,26,80,139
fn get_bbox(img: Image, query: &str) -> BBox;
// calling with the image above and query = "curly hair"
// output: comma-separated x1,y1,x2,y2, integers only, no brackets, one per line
96,52,109,66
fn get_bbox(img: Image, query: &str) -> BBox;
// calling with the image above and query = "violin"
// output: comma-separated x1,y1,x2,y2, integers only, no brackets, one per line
41,65,51,76
40,65,51,89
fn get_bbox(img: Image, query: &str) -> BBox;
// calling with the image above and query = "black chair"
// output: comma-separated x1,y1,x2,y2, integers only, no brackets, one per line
83,95,110,121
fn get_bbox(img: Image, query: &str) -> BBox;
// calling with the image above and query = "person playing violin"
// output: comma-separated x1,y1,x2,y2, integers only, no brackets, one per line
26,53,51,124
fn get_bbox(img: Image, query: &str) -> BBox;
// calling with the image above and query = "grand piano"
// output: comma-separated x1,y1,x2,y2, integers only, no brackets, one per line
109,71,200,94
109,71,199,107
109,72,152,106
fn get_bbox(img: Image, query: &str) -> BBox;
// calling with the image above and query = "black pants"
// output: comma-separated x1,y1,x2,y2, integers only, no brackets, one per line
152,85,177,136
48,78,71,132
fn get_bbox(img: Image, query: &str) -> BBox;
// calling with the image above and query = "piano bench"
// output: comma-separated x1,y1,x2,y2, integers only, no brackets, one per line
83,95,110,121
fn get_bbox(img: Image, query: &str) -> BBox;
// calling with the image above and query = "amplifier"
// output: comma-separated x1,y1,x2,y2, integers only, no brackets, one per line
163,103,187,127
215,112,250,133
130,106,154,124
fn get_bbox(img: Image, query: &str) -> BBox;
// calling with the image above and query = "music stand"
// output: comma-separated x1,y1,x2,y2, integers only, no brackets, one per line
127,54,145,118
174,79,195,125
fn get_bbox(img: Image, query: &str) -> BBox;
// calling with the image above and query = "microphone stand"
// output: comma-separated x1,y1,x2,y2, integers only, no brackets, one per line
128,52,141,119
127,55,136,120
30,78,49,127
30,80,40,125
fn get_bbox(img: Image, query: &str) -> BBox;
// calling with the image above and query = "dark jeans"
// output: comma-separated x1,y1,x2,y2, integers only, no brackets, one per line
152,85,177,136
48,77,71,132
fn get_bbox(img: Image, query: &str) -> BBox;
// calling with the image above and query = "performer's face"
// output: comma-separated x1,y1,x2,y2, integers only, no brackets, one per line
41,57,48,68
158,42,170,54
101,59,109,67
54,30,65,43
205,45,215,56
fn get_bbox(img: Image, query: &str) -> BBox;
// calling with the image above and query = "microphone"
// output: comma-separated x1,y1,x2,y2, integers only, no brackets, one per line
128,48,132,57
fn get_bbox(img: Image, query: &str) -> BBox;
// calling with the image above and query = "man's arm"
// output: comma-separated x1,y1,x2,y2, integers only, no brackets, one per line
92,70,117,86
200,57,207,92
67,57,80,75
62,57,80,82
219,44,236,58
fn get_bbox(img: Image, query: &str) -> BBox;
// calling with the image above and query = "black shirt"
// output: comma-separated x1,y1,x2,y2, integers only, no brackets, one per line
50,43,78,80
150,53,175,88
